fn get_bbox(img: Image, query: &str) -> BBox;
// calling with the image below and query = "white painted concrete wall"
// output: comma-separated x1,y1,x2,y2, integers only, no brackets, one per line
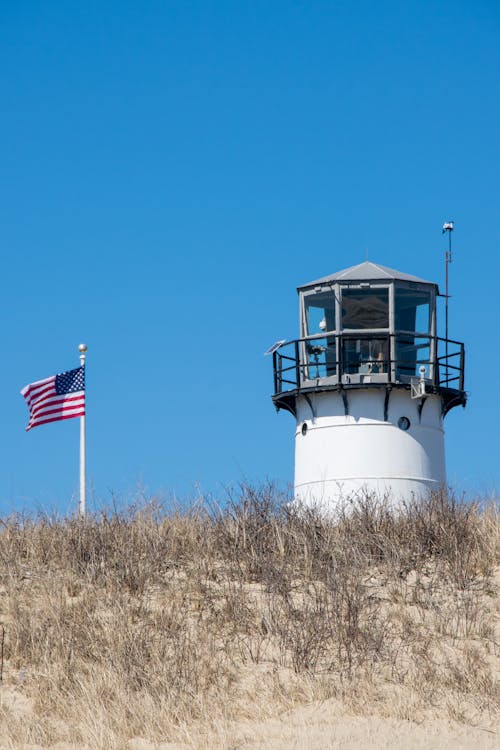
294,389,445,509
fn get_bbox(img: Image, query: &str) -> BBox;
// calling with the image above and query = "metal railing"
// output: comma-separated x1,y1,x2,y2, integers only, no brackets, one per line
273,332,464,395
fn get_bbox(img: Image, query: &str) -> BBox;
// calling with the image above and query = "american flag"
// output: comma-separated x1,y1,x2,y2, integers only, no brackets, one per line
21,366,85,431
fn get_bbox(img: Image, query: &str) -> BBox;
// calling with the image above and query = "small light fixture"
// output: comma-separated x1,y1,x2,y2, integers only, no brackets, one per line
319,317,327,331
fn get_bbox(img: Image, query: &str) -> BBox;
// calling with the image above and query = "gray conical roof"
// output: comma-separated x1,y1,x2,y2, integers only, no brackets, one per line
299,261,437,290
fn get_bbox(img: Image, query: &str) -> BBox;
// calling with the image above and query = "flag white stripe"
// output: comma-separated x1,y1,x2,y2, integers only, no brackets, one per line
27,403,85,424
20,374,55,396
28,389,84,412
21,376,56,399
30,394,85,420
24,384,57,408
28,405,85,424
27,409,85,429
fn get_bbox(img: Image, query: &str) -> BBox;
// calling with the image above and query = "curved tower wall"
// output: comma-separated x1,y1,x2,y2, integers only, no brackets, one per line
294,389,445,507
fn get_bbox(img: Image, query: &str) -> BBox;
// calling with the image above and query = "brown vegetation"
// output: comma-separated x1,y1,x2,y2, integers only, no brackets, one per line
0,487,498,749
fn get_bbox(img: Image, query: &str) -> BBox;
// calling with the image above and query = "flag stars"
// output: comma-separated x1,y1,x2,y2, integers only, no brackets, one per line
55,368,85,395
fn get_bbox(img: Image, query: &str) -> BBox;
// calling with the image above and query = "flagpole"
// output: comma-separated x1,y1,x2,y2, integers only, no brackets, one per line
78,344,87,517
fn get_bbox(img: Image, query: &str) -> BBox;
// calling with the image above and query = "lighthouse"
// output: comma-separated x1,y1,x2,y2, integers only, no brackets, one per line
271,261,466,508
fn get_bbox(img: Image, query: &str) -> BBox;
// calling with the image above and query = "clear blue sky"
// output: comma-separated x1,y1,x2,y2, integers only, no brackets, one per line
1,1,498,514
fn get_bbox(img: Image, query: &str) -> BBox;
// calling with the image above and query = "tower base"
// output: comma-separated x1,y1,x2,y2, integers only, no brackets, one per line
294,388,446,511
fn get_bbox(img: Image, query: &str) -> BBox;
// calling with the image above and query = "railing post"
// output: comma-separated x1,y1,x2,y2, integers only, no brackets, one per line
439,338,443,386
273,351,278,394
460,344,465,391
338,334,343,381
389,334,394,382
295,340,300,387
430,334,435,384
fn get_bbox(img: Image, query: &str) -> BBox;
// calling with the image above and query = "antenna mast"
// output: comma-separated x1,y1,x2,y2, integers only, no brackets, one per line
442,221,454,383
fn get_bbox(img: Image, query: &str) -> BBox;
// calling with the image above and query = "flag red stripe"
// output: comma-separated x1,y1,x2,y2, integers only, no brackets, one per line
24,382,56,407
26,410,85,431
21,375,55,398
30,392,84,419
27,401,85,424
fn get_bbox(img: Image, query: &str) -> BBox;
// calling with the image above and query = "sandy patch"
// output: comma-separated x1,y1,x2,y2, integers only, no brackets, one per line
233,700,498,749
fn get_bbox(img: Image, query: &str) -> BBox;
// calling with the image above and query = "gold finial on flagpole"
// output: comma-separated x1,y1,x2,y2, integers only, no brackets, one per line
79,344,87,368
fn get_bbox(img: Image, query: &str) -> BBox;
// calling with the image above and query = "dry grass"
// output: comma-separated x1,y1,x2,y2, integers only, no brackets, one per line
0,486,498,749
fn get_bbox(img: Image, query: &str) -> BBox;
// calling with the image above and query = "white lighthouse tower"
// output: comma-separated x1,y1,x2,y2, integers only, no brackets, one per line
271,261,466,507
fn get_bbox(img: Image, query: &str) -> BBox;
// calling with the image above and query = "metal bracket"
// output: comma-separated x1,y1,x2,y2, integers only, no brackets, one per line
384,386,392,422
417,396,427,422
303,393,316,422
340,388,349,416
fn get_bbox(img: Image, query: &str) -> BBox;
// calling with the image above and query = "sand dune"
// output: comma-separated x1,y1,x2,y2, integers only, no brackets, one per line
0,491,497,749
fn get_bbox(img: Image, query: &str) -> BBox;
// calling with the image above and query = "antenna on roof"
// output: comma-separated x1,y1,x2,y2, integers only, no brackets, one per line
442,221,454,381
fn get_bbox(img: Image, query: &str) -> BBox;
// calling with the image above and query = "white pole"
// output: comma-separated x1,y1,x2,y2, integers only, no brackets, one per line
78,343,88,517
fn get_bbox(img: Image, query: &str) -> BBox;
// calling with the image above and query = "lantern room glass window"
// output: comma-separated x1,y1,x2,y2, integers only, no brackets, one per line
342,337,389,375
342,289,389,329
394,289,432,380
395,335,431,379
304,292,336,336
395,288,431,334
304,338,338,379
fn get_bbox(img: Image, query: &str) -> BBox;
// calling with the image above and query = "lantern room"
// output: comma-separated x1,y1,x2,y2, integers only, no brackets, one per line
273,261,465,415
301,262,435,384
